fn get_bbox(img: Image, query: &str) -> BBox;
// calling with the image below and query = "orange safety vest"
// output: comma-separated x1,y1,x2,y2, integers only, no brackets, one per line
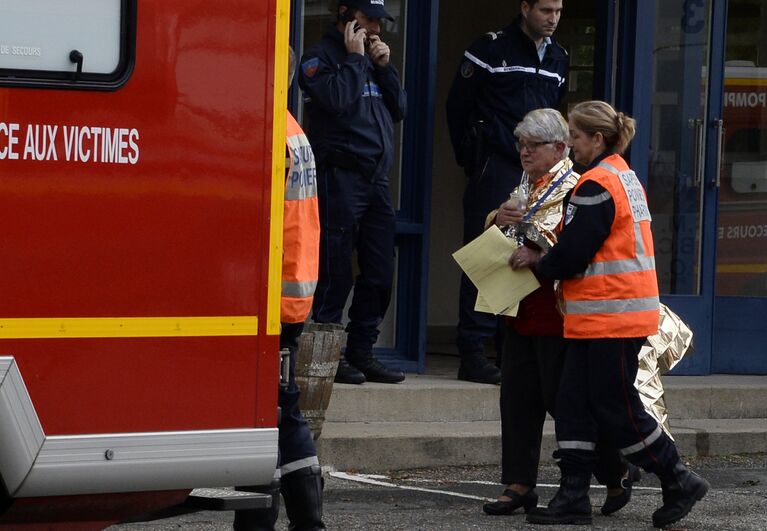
281,111,320,323
561,154,660,339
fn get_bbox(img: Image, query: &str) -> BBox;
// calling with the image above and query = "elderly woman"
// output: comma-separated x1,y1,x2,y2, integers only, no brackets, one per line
483,108,637,518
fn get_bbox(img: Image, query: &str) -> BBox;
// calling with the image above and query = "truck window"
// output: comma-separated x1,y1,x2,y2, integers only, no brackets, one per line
0,0,135,90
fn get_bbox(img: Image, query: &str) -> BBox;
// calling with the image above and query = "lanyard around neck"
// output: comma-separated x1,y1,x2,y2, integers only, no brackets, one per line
522,167,574,222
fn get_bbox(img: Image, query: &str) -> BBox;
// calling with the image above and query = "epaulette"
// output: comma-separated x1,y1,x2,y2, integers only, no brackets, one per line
484,30,505,41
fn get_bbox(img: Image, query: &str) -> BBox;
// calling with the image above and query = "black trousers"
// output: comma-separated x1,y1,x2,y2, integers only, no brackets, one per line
311,166,395,354
554,337,680,478
500,328,625,488
456,153,522,358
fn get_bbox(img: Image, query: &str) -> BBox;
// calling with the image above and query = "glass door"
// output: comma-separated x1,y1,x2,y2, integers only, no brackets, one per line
645,0,723,374
645,0,767,374
712,0,767,373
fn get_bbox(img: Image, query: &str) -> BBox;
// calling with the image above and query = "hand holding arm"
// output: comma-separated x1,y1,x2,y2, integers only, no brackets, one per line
509,246,542,270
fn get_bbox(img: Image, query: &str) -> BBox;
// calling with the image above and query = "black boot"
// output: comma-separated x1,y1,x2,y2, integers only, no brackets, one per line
652,461,709,528
280,465,326,531
601,462,641,515
347,350,405,383
457,352,501,384
233,482,280,531
334,357,366,384
526,476,592,525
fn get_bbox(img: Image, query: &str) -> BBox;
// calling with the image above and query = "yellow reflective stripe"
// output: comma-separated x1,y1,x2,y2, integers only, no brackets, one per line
267,0,292,335
0,317,258,339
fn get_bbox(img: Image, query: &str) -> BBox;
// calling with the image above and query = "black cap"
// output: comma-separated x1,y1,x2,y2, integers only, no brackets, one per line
341,0,395,22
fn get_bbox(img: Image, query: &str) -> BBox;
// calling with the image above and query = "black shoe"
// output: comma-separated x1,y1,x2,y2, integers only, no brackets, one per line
601,463,641,515
483,488,538,515
457,353,501,384
349,356,405,383
334,358,366,385
281,465,326,530
526,476,592,526
652,462,709,528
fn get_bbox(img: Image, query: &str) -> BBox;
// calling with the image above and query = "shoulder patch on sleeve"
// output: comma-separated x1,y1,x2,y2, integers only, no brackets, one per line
301,57,320,78
484,31,499,40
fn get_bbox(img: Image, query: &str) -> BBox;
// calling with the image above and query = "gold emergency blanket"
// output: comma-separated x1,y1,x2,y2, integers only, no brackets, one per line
635,303,694,440
518,158,579,247
485,158,579,242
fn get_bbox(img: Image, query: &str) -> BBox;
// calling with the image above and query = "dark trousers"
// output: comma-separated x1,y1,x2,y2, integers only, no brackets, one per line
279,322,318,472
311,166,395,354
501,328,626,488
457,154,522,357
554,337,680,478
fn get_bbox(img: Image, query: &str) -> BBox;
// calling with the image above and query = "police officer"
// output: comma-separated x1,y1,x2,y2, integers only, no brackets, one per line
512,101,709,528
234,48,325,531
299,0,407,385
446,0,567,384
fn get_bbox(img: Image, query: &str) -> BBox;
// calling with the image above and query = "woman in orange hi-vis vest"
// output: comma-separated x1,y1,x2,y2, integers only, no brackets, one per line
234,49,325,531
510,101,708,529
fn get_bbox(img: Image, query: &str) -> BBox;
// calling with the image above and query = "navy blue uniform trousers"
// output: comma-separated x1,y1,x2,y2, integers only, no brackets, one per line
311,165,395,354
554,337,680,478
279,322,318,474
458,153,522,356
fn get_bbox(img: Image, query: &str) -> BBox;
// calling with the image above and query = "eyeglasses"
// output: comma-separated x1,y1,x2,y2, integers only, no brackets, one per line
515,140,555,153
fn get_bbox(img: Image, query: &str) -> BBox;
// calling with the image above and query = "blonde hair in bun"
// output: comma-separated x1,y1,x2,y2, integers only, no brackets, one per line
569,101,636,154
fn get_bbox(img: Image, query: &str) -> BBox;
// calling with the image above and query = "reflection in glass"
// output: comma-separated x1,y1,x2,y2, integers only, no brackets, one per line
715,0,767,297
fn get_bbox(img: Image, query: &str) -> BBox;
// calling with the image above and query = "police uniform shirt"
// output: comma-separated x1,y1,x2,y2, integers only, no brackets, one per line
446,17,568,167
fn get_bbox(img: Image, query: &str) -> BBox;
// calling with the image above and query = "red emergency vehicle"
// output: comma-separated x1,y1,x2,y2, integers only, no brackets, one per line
0,1,290,528
716,64,767,296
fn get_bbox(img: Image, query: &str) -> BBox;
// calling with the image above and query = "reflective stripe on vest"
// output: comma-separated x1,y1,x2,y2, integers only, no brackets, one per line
561,154,659,338
281,112,320,324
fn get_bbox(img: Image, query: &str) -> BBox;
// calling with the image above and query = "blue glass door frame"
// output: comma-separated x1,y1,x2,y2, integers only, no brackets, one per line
378,0,440,373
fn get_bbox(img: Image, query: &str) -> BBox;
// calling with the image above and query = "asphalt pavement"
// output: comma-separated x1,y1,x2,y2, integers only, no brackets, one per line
109,454,767,530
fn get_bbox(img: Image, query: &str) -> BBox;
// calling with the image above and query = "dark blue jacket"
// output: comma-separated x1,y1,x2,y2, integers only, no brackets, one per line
298,27,407,183
446,17,568,168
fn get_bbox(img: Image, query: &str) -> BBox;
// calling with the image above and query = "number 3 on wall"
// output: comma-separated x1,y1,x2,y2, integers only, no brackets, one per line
682,0,706,34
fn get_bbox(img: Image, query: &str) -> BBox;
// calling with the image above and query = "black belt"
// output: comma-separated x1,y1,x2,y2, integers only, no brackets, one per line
321,149,376,179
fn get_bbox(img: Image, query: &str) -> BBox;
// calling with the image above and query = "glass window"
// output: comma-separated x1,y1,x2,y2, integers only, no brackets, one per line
0,0,134,88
